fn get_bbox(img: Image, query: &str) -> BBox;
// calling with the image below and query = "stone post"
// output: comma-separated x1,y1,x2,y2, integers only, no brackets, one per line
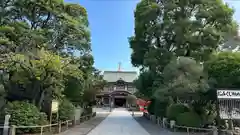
58,121,62,133
3,115,10,135
163,117,167,128
9,125,16,135
212,126,218,135
170,120,176,129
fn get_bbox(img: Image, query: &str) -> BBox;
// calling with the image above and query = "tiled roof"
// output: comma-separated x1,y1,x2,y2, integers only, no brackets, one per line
103,71,138,82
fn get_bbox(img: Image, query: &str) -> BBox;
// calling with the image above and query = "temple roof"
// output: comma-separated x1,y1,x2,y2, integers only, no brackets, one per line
103,71,138,83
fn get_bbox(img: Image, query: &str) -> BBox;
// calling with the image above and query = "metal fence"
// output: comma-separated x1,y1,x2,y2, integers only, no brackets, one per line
7,112,96,135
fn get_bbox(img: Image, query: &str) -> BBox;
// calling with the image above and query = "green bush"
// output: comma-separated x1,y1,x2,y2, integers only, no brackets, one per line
147,99,155,115
154,100,169,117
4,101,48,133
59,99,75,121
166,103,190,120
176,112,202,127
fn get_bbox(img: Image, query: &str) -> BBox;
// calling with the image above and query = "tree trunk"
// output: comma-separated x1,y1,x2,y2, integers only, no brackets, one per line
37,90,45,110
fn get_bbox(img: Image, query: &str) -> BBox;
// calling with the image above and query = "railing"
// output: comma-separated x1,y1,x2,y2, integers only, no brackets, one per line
4,112,96,135
142,112,240,135
142,113,214,135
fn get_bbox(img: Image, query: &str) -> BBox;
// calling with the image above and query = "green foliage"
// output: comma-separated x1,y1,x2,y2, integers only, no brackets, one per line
130,0,235,70
63,77,84,105
147,99,156,115
154,99,172,117
155,57,209,101
1,0,105,127
176,112,202,127
134,71,155,99
0,0,105,112
166,104,190,120
4,101,48,133
130,0,238,128
59,99,75,121
205,52,240,88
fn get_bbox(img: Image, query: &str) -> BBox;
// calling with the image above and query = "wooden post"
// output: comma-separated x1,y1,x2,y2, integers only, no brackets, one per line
3,115,10,135
58,121,62,133
49,111,52,132
72,119,76,126
66,121,69,129
40,126,43,135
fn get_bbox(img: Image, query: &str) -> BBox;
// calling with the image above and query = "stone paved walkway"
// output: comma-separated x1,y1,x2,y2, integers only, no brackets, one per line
86,108,150,135
59,108,192,135
57,108,110,135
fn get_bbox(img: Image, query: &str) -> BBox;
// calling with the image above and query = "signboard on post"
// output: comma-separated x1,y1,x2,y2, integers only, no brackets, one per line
50,100,59,132
51,100,59,113
217,90,240,119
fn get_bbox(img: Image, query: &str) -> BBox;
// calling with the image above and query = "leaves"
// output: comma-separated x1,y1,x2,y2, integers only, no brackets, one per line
205,52,240,88
130,0,236,71
155,57,209,101
0,0,103,111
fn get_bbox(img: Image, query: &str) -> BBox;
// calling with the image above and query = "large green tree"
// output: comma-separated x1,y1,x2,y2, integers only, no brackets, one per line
130,0,237,109
130,0,235,72
0,0,103,112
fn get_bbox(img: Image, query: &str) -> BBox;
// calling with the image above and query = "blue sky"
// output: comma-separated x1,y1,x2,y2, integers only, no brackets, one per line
66,0,240,72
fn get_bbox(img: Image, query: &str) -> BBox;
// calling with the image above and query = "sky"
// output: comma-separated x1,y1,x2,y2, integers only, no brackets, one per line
66,0,240,72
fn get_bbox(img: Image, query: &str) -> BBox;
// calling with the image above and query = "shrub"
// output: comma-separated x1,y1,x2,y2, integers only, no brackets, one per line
4,101,48,133
59,99,75,121
154,100,169,117
166,103,190,120
176,112,202,127
147,99,155,115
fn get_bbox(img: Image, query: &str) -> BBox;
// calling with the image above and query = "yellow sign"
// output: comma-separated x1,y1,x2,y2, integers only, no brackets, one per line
51,100,59,113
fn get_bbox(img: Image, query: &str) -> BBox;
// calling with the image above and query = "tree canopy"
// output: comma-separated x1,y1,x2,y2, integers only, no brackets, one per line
130,0,236,72
0,0,104,115
130,0,238,128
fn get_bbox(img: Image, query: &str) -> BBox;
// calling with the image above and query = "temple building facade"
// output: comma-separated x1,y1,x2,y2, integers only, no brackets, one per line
96,69,138,107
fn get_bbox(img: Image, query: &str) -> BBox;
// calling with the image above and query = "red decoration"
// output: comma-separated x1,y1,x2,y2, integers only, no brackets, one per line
136,98,151,113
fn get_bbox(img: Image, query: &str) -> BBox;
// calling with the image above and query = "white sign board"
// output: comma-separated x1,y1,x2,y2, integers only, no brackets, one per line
51,100,59,113
219,107,240,119
217,90,240,99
